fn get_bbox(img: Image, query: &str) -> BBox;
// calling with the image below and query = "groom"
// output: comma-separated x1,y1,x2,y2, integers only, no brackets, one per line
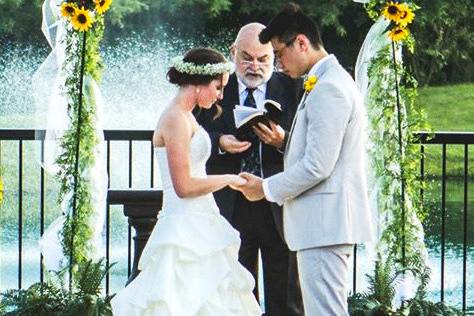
238,3,375,315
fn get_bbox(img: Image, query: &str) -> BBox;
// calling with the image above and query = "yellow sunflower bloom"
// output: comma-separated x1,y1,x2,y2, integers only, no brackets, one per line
60,2,77,19
71,7,94,32
304,75,318,93
397,3,415,27
382,1,403,23
388,26,409,42
94,0,113,15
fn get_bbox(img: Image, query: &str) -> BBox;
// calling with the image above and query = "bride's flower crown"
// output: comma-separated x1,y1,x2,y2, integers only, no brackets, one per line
170,56,235,76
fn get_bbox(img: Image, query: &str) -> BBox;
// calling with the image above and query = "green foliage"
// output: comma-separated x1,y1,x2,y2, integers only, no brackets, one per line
366,259,397,307
418,83,474,132
348,262,463,315
0,0,43,41
348,258,397,315
147,0,232,17
366,44,429,268
1,0,473,84
407,0,474,85
55,14,104,268
0,260,114,316
107,0,148,27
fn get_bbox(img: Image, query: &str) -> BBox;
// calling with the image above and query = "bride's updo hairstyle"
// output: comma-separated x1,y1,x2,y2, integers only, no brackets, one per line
168,47,233,119
167,47,230,86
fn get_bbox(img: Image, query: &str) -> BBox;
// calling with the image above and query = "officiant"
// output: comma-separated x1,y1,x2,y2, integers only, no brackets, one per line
195,23,303,316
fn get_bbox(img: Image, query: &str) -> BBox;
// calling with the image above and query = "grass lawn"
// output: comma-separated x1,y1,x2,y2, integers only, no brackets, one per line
417,83,474,177
418,83,474,132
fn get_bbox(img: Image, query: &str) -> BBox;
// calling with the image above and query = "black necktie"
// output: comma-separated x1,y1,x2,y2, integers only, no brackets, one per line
241,88,262,176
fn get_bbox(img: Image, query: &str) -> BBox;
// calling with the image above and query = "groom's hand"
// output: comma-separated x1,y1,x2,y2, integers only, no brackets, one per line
238,172,265,201
252,121,285,150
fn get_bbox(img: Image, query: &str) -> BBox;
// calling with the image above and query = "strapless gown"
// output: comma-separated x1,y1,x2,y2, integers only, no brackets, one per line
111,126,262,316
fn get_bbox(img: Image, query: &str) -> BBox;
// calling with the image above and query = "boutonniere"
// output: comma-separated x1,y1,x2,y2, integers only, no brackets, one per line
304,75,318,93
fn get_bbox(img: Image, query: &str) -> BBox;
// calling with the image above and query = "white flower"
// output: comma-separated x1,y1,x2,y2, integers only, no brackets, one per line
170,56,234,76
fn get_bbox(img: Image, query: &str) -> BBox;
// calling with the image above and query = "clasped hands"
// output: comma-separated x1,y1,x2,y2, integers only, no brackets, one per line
229,172,266,202
219,120,284,201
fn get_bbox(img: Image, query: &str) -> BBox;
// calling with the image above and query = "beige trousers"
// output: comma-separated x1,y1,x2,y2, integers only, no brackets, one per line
296,244,353,316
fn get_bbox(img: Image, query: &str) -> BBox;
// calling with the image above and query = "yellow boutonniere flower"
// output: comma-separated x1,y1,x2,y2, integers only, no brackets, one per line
304,75,318,93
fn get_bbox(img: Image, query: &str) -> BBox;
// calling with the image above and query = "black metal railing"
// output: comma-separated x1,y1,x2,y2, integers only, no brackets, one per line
0,129,472,312
416,132,473,311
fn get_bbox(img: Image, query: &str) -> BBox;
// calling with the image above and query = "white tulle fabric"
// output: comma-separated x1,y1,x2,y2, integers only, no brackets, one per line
111,127,261,316
34,0,107,271
353,3,427,307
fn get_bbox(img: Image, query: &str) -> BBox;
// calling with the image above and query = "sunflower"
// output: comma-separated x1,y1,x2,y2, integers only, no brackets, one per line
382,1,403,23
388,26,409,42
71,7,94,32
397,3,415,27
94,0,112,15
60,2,77,19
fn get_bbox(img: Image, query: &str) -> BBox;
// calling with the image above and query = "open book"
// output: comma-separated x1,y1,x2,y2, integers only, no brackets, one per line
233,99,282,141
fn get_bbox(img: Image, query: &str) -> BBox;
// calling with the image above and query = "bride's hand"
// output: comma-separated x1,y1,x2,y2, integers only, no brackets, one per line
227,175,247,190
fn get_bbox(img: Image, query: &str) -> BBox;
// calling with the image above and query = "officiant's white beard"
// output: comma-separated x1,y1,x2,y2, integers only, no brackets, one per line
237,70,272,89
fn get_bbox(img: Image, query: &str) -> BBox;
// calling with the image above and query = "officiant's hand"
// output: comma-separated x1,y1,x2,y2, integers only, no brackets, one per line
219,134,252,154
238,172,265,201
253,121,285,150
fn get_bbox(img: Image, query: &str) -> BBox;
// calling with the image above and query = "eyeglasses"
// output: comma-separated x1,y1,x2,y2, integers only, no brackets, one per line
274,38,296,60
236,50,273,67
239,60,272,67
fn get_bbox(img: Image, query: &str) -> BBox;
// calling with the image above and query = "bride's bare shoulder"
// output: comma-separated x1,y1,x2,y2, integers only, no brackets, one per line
153,107,191,146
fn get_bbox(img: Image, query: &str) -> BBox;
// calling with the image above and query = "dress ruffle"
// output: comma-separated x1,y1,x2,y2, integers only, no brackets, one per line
111,210,262,316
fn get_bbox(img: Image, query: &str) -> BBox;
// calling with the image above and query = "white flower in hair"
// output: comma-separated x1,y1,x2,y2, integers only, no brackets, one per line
170,56,235,76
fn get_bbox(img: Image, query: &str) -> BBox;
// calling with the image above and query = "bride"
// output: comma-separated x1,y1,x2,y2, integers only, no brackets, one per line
111,47,262,316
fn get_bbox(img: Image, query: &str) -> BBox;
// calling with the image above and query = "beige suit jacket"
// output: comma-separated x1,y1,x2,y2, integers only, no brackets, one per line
267,55,375,251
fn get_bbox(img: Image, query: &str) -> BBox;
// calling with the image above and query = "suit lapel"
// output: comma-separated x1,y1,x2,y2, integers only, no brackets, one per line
222,74,241,132
284,56,339,154
284,93,307,154
265,74,279,100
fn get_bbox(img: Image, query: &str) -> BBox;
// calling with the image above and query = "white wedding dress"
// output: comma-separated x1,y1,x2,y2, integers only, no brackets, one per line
111,126,262,316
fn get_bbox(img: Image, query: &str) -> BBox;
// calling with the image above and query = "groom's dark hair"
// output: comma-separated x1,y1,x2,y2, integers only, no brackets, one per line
259,3,323,49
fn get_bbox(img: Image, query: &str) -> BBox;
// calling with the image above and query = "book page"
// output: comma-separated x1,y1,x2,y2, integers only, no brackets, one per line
233,105,264,128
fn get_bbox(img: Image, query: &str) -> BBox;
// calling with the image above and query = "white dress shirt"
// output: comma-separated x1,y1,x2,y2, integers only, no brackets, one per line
238,79,266,178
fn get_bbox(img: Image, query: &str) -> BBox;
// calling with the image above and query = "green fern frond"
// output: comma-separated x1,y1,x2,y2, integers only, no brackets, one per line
0,259,114,316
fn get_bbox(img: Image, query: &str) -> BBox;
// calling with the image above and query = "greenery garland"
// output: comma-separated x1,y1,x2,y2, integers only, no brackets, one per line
57,12,104,274
360,0,427,274
349,1,462,314
1,2,115,314
0,143,3,208
52,0,110,280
